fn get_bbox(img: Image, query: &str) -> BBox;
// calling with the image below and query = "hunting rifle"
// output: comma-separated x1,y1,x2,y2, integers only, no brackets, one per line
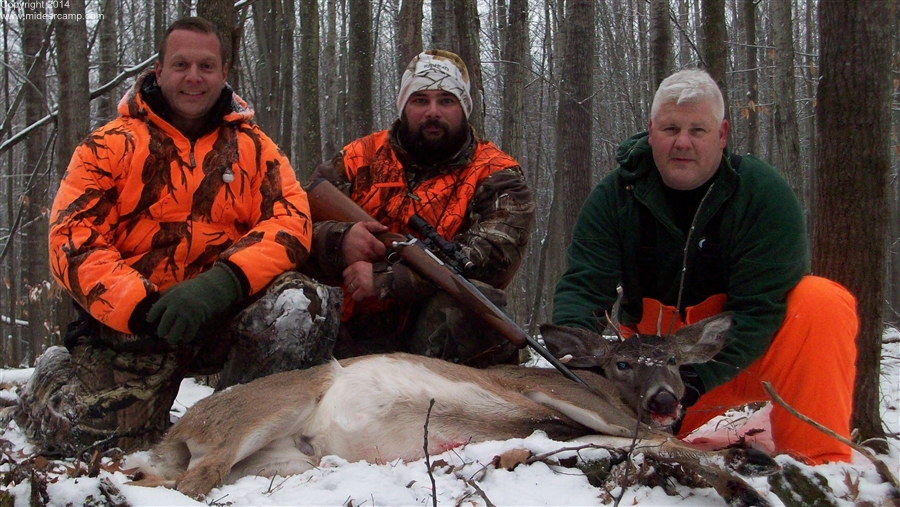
305,177,589,387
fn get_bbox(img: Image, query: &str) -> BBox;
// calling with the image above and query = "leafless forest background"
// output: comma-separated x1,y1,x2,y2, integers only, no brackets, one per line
0,0,897,446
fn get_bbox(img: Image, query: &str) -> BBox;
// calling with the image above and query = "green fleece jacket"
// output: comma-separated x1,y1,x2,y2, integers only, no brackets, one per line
552,132,809,392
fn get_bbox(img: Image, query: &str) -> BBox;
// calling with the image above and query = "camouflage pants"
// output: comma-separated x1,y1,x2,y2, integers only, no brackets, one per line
14,272,341,458
335,281,519,369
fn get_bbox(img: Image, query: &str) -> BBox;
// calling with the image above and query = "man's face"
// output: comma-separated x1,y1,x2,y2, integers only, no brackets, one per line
154,29,227,124
402,90,466,147
648,100,728,190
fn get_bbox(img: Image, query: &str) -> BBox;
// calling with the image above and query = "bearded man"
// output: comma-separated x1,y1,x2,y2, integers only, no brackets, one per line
306,50,535,367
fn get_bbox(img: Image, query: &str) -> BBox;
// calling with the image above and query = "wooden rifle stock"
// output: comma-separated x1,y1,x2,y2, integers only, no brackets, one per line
305,178,588,385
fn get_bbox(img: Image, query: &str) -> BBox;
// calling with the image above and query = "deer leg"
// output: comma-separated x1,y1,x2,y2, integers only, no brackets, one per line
225,435,318,483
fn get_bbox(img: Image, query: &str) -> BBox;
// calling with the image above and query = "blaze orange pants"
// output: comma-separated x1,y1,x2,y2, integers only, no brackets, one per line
629,276,858,464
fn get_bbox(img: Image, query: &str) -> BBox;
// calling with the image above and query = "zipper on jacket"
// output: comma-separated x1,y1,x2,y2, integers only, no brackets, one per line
189,140,196,168
673,183,715,321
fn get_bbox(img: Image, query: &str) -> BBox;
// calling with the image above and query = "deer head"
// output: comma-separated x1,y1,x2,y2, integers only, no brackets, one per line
539,313,732,428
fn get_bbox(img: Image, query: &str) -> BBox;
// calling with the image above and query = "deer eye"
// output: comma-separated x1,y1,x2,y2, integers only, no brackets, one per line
668,356,677,365
616,361,631,371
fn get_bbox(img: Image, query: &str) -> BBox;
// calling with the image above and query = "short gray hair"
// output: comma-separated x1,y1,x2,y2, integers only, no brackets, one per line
651,69,725,123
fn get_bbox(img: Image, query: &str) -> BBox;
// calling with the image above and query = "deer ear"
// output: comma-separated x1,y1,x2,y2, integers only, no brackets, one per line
539,323,613,363
672,312,733,364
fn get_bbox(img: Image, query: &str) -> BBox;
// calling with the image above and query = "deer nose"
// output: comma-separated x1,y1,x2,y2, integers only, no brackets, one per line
647,390,679,416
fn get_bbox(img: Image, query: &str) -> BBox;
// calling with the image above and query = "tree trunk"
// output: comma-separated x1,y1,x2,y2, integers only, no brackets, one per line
53,0,90,352
520,0,558,329
889,1,900,325
22,0,50,361
1,16,19,365
177,0,191,19
547,0,595,319
279,0,295,162
338,0,350,146
649,0,673,93
813,0,892,454
96,0,118,122
700,0,729,126
771,0,804,207
742,0,759,155
636,0,649,116
455,0,484,134
322,0,339,156
198,0,239,93
678,0,692,67
802,0,817,228
431,0,458,51
251,0,288,147
348,0,373,138
500,0,528,160
154,0,165,49
297,0,322,179
397,0,424,78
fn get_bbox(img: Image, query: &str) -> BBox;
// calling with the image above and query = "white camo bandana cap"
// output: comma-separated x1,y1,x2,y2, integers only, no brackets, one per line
397,49,472,118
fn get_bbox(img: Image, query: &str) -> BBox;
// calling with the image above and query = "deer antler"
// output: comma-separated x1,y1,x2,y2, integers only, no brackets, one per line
605,310,625,341
656,305,664,336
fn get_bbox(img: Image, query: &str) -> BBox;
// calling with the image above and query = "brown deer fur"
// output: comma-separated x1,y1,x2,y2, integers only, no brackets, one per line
128,313,777,506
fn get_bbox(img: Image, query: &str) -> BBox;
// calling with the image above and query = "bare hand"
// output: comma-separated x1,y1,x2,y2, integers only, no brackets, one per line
343,261,376,301
342,221,388,265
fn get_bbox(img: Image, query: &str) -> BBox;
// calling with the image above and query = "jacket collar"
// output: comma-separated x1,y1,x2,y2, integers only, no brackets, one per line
620,131,740,235
116,68,254,139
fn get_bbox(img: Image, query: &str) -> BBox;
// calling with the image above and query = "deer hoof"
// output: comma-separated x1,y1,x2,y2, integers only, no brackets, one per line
724,447,781,477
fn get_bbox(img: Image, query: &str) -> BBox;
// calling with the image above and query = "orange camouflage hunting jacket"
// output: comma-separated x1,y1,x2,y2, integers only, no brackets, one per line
343,130,519,241
334,128,529,319
48,71,312,334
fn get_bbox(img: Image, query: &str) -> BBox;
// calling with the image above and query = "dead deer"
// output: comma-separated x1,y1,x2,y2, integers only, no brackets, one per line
128,313,778,505
541,319,712,429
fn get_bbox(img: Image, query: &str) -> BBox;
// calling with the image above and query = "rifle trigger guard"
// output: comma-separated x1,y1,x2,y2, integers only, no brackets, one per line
386,250,402,264
387,238,416,264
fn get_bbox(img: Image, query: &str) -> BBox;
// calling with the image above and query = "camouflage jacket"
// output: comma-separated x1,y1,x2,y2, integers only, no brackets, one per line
307,121,534,318
48,70,312,333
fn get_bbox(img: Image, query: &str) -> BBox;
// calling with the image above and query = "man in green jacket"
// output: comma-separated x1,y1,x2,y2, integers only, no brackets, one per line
552,68,857,464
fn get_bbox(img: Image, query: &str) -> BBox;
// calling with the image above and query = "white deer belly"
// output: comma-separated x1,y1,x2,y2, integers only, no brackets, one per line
305,356,511,463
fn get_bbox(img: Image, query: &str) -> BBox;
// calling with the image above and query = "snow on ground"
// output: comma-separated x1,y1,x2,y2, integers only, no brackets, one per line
1,335,898,506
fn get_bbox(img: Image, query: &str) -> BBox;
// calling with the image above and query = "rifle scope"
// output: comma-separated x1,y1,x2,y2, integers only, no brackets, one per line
408,214,476,275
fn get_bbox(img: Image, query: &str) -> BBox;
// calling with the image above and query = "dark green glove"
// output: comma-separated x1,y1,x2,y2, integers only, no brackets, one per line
147,264,244,347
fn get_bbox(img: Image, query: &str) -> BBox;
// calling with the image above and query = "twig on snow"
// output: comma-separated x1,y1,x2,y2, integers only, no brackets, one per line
423,398,437,507
762,381,900,494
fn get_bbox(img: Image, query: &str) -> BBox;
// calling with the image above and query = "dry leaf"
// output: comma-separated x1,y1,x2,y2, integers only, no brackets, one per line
492,448,531,470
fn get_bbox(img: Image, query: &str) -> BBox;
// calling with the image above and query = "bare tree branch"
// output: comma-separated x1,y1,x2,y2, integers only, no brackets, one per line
0,21,54,142
0,53,156,157
763,381,900,494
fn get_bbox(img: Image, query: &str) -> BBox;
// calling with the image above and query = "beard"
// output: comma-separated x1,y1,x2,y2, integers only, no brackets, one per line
397,115,470,166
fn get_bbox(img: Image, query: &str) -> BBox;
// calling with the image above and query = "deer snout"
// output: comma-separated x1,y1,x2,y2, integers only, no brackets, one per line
645,388,680,422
